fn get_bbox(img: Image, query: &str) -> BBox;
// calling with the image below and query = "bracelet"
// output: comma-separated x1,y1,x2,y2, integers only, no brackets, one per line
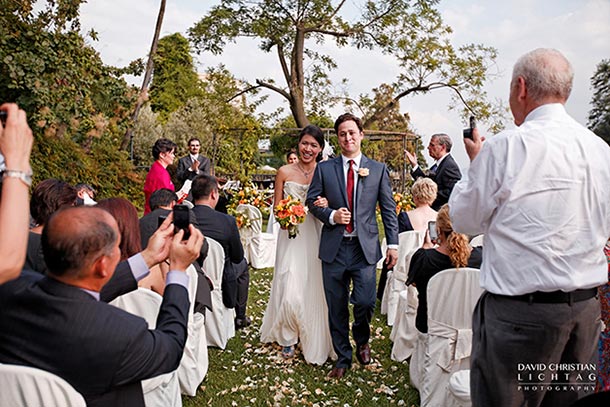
2,169,32,187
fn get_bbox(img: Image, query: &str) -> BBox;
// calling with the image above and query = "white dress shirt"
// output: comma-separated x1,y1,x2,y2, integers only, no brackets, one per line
329,154,362,235
449,103,610,295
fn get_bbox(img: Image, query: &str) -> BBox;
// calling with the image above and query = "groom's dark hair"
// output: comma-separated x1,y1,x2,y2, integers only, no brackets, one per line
334,113,363,134
192,174,218,201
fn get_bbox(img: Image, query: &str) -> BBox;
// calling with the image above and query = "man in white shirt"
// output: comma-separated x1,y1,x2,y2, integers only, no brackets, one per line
449,48,610,406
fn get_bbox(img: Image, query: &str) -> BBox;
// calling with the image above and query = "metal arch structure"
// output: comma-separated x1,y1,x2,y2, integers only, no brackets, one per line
210,127,420,193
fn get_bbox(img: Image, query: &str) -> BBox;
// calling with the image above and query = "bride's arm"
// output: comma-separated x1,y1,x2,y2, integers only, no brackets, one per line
273,166,288,207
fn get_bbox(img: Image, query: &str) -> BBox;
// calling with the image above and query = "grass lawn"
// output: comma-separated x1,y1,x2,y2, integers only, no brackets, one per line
183,266,420,406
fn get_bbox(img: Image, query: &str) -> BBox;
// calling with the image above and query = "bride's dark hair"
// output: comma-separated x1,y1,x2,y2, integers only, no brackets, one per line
298,125,325,162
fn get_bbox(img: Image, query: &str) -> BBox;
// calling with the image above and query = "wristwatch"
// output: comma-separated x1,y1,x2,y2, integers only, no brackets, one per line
2,169,33,187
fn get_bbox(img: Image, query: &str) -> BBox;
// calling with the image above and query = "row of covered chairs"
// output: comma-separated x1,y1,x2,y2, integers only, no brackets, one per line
387,233,484,407
1,236,235,407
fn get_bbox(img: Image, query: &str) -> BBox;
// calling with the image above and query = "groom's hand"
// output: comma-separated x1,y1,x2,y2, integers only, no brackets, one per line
385,248,398,269
333,207,351,225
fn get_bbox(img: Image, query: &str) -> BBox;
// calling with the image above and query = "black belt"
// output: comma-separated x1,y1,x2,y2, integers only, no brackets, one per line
342,235,358,242
499,287,598,305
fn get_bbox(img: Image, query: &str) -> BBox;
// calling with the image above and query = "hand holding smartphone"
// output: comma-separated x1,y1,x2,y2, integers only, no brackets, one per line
463,116,476,139
173,204,191,240
428,221,438,244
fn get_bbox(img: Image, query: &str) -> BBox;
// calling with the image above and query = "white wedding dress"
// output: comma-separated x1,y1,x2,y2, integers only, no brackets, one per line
260,181,335,365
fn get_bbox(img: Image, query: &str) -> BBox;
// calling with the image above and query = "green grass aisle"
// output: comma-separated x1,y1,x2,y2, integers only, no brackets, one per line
183,267,420,406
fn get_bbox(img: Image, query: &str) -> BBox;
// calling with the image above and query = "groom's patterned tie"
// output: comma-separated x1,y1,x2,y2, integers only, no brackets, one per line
346,159,355,233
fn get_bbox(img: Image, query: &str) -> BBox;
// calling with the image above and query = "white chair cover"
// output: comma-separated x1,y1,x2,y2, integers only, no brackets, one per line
266,204,279,235
203,238,235,349
409,267,483,407
0,364,86,407
469,234,484,247
390,285,419,361
448,370,472,406
177,265,208,396
109,289,181,407
236,204,276,269
381,231,424,325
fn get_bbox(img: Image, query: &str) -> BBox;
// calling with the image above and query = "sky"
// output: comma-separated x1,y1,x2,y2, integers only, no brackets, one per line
78,0,610,170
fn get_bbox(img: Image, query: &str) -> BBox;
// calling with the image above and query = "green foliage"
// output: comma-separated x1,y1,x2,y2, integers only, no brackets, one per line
149,33,204,122
189,0,501,130
268,112,334,161
588,59,610,145
0,1,143,205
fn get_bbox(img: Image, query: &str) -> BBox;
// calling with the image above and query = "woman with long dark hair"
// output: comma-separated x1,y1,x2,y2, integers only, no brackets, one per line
260,125,335,364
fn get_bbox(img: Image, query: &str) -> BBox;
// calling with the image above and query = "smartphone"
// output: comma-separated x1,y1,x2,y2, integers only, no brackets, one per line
173,205,191,240
428,221,438,243
157,215,167,229
0,111,7,126
463,116,476,139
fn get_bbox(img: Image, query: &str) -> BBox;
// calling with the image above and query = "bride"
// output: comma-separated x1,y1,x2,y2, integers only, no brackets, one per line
260,125,335,364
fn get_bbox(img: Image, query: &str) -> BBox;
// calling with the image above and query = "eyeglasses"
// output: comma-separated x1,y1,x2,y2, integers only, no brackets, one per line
189,144,200,148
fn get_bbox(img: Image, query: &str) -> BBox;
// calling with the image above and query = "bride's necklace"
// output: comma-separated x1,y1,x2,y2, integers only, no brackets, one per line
296,163,314,178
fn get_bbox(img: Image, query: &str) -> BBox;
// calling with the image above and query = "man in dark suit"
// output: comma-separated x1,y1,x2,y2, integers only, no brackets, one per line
191,174,251,329
306,113,399,379
139,188,178,248
0,206,204,407
405,133,462,210
176,137,211,187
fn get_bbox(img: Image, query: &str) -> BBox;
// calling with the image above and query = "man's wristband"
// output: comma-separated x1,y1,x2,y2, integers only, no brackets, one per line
2,169,32,187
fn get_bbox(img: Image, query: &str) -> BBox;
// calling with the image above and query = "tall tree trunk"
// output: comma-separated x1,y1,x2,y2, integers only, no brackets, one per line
289,25,308,128
120,0,167,153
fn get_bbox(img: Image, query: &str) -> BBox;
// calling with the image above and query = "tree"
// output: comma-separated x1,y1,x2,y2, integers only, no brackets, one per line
189,0,499,129
0,1,144,204
149,33,203,122
121,0,166,150
588,59,610,145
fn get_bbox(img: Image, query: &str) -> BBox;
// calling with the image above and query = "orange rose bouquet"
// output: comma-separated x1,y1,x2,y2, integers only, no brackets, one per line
274,195,307,239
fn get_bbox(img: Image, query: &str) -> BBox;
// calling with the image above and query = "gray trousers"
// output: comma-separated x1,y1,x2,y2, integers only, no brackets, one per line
471,292,600,407
322,239,377,369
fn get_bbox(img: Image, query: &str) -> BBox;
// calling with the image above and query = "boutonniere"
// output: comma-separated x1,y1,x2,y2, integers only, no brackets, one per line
358,168,369,177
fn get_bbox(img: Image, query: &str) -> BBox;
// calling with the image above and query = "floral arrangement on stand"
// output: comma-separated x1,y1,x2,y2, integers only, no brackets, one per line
274,195,307,239
375,191,415,225
393,191,414,214
225,183,273,229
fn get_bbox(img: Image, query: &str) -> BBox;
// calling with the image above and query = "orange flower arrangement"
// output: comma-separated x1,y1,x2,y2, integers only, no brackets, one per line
274,195,307,239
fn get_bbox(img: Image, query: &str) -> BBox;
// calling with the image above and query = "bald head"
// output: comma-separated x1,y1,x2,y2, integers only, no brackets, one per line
42,207,119,279
512,48,573,103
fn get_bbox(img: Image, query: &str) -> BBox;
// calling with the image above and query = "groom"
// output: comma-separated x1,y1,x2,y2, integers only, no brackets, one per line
307,113,399,378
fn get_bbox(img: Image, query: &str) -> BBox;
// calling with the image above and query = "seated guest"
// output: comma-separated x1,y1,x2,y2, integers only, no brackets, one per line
98,198,142,260
398,178,438,232
0,102,34,284
139,188,178,248
100,197,168,296
407,204,482,333
192,174,250,329
0,206,203,407
74,182,97,205
377,177,439,300
26,178,77,274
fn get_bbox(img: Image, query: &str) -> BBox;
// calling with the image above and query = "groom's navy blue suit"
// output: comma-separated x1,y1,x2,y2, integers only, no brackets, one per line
307,154,398,368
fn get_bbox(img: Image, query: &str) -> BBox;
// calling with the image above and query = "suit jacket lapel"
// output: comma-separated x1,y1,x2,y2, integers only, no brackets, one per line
333,157,348,205
357,155,369,198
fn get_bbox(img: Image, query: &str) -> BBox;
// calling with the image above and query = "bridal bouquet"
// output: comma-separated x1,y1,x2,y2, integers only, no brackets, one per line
274,195,307,239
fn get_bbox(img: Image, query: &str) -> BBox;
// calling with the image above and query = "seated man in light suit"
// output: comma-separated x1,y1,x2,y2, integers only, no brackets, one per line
0,206,204,407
